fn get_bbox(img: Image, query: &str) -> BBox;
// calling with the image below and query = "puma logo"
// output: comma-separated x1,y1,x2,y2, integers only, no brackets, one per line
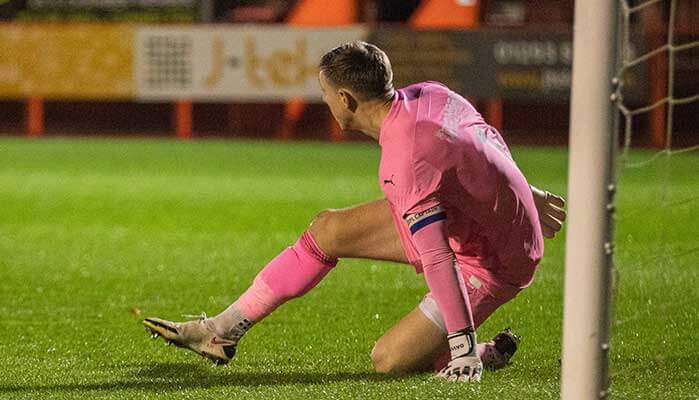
383,174,395,186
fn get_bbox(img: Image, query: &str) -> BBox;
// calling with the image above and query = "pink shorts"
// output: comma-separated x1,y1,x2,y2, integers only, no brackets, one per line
418,262,521,333
388,200,537,285
388,201,534,331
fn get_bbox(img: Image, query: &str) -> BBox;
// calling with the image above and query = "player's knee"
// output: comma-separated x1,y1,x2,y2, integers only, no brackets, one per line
308,209,342,258
371,341,404,375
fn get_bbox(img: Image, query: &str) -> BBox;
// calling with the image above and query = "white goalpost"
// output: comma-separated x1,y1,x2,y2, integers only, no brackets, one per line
561,0,619,399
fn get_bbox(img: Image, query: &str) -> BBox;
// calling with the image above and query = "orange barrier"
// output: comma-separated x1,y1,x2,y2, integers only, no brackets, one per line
174,100,193,140
408,0,502,131
641,6,668,148
279,0,357,142
410,0,480,28
286,0,357,27
484,99,503,134
26,97,44,137
648,48,666,148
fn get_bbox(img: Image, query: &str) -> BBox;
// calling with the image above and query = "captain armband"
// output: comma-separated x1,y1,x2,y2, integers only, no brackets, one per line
404,205,447,235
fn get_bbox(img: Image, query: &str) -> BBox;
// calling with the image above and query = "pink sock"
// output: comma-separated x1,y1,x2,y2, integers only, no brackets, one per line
223,230,337,323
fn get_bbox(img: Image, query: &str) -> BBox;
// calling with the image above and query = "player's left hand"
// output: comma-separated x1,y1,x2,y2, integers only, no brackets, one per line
436,327,482,382
436,355,483,382
531,185,567,238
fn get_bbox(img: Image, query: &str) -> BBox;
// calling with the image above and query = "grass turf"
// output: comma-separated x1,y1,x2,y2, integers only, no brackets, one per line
0,137,696,399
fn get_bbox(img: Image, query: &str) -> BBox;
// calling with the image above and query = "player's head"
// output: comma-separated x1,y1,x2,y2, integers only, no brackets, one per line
318,41,394,131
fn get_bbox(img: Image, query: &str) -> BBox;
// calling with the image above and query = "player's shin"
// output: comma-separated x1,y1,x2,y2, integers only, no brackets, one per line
210,230,338,340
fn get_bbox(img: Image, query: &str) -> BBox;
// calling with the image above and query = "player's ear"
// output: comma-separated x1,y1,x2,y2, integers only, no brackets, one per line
338,89,358,113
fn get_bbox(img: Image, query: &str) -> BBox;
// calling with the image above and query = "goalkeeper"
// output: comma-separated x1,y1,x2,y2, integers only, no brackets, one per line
144,41,566,382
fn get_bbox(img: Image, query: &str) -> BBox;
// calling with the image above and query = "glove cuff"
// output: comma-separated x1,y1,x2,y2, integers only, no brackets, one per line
447,327,477,359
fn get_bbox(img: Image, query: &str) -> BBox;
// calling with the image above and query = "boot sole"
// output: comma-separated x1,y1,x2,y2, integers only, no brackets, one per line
142,319,230,365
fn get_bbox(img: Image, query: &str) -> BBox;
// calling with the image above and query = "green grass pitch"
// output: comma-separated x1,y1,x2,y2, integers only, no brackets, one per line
0,137,696,399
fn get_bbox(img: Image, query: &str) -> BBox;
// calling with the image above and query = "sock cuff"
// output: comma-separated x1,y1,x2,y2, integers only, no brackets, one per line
300,230,338,266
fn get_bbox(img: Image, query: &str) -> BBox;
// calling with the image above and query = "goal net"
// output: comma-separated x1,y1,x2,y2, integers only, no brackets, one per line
562,0,697,399
610,0,698,398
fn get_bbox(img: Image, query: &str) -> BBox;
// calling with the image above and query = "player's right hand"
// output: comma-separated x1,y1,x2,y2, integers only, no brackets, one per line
531,185,567,238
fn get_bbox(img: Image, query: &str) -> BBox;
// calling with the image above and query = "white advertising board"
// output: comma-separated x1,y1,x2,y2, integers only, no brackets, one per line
135,25,368,101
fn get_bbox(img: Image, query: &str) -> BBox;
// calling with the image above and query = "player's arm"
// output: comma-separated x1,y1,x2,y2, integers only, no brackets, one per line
404,205,483,382
530,185,567,238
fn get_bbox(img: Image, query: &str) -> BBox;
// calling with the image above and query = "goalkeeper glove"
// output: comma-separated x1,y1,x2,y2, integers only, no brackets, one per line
436,327,483,382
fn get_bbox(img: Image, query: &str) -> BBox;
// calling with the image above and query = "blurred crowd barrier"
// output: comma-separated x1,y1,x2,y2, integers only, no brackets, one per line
0,0,696,145
0,24,366,100
0,24,603,101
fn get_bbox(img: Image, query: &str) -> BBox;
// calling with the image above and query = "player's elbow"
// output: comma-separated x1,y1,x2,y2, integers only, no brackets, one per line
370,340,406,375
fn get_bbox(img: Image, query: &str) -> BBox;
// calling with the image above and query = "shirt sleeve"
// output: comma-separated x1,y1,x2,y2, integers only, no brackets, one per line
405,205,475,333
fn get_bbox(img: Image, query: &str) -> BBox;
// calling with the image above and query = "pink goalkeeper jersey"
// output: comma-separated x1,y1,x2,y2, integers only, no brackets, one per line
379,82,543,287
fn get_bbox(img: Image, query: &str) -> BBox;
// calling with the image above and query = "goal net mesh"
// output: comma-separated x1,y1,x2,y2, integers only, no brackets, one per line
610,0,698,395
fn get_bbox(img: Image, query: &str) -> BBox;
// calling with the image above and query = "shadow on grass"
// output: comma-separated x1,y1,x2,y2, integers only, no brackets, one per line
0,362,402,394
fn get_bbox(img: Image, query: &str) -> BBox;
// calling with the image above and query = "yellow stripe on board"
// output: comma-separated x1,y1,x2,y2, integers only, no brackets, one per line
0,24,134,99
